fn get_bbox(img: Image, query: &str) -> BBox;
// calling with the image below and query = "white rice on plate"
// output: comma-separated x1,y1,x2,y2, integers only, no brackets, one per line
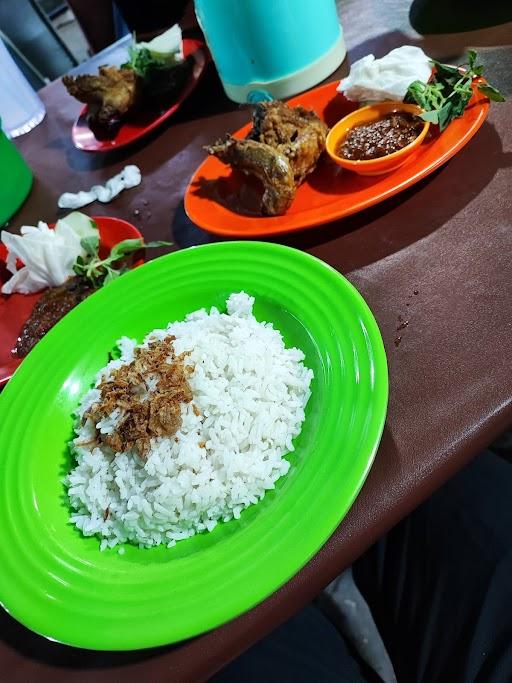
67,293,313,550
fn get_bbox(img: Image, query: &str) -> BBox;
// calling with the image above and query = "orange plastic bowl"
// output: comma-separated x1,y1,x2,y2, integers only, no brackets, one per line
326,102,430,176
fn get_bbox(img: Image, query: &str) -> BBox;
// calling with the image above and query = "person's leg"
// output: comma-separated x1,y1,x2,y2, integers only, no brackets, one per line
353,451,512,683
210,603,370,683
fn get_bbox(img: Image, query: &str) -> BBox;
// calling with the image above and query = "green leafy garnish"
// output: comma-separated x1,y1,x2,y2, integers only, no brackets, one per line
80,234,100,257
121,42,192,102
477,83,505,102
124,46,178,79
73,237,172,288
108,237,146,262
405,50,504,131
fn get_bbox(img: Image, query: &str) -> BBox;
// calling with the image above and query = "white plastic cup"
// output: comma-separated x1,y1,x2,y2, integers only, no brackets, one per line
0,37,45,138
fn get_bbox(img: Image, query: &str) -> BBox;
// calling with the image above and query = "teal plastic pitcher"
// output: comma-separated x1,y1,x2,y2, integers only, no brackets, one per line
0,120,33,226
195,0,346,103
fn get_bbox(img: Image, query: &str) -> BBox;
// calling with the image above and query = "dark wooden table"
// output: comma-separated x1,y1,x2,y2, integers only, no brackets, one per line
2,2,512,680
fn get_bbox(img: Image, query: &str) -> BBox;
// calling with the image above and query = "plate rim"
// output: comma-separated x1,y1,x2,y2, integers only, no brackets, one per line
0,242,388,649
184,81,489,236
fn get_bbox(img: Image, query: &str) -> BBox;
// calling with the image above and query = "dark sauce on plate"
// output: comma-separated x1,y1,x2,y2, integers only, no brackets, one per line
338,111,424,161
14,276,95,357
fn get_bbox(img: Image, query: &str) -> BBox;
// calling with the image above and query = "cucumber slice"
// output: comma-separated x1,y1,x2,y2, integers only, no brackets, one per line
137,25,183,63
56,212,98,239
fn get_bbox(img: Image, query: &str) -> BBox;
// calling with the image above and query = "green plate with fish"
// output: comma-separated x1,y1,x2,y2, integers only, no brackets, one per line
0,241,387,650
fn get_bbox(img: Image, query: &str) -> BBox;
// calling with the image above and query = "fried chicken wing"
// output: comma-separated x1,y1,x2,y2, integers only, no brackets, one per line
62,66,140,136
206,101,328,216
206,137,296,216
249,102,328,183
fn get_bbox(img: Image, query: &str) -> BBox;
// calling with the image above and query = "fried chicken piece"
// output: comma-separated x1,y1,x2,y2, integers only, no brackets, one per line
206,101,328,216
62,66,140,129
249,102,328,184
206,137,296,216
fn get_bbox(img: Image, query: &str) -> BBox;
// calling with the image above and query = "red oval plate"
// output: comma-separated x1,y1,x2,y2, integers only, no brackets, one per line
0,216,142,387
72,39,209,152
184,80,489,237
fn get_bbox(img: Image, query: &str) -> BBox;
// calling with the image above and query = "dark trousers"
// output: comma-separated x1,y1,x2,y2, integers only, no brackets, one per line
212,452,512,682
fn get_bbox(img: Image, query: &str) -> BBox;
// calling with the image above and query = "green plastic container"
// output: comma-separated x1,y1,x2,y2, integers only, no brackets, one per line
0,121,32,226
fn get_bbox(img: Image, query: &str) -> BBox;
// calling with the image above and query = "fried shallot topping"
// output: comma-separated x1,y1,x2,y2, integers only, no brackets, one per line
87,337,193,459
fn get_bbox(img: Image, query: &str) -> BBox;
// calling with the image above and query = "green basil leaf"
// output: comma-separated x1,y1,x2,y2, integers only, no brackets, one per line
419,110,440,124
80,234,100,257
144,240,173,248
478,83,505,102
467,49,477,70
431,60,460,81
125,46,168,79
102,269,121,285
437,102,454,131
405,81,428,108
108,238,144,261
451,90,472,118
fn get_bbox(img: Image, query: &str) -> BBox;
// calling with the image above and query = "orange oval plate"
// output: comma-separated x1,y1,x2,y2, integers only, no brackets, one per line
185,81,489,237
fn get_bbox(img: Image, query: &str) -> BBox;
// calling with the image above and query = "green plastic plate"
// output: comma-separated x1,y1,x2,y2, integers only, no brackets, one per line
0,242,388,650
